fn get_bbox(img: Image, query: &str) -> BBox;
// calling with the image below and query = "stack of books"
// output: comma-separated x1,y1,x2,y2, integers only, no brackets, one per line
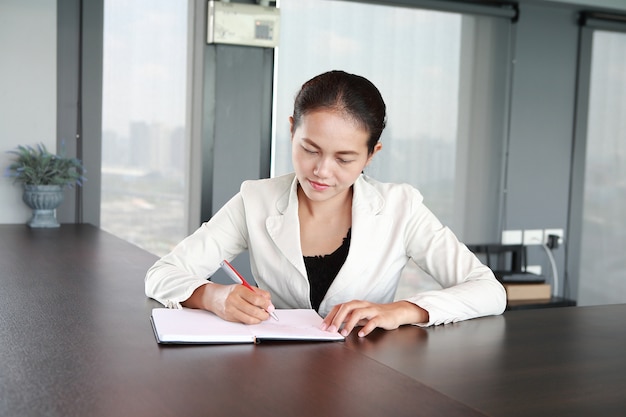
496,271,551,301
503,282,551,300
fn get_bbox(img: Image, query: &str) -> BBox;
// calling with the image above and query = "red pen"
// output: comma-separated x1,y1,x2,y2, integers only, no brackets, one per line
220,260,279,321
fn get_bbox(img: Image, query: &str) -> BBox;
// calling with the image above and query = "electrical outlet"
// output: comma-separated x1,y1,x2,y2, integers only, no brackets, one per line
523,229,544,246
502,230,523,245
544,228,564,245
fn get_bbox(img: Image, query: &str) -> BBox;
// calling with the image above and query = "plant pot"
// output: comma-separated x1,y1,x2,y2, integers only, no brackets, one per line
22,184,64,228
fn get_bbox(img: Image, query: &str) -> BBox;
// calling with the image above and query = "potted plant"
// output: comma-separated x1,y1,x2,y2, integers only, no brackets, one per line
5,143,85,228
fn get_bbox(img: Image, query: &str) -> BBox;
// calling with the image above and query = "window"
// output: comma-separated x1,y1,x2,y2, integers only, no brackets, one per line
101,0,189,256
272,0,509,240
273,1,461,222
576,29,626,305
272,0,511,295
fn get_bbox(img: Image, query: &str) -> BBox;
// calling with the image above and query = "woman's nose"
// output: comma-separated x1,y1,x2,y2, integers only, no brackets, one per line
313,157,331,178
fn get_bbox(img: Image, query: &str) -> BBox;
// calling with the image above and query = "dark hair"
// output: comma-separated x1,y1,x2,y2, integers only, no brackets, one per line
292,70,387,154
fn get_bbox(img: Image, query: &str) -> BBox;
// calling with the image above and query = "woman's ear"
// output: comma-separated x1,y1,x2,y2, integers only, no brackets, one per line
365,142,383,166
289,116,295,135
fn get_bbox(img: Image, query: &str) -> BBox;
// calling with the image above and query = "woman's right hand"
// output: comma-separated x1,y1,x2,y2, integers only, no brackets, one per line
182,283,273,324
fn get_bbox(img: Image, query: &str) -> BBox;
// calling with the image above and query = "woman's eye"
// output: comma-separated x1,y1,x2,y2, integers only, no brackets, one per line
303,147,317,155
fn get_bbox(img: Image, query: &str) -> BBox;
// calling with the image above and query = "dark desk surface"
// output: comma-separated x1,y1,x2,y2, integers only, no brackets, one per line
506,296,577,310
1,224,625,417
347,305,626,417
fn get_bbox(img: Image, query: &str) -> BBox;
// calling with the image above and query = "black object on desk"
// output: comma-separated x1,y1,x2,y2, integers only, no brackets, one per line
467,243,577,310
466,243,545,283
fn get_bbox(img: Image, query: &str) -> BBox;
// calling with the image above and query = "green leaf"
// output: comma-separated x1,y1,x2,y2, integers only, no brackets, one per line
4,142,86,188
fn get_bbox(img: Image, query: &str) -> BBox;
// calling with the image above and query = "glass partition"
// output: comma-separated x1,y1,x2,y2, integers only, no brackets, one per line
577,29,626,305
101,0,189,256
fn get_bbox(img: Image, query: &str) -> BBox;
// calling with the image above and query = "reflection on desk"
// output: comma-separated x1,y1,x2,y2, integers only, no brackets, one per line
1,224,625,417
348,305,626,417
507,296,577,310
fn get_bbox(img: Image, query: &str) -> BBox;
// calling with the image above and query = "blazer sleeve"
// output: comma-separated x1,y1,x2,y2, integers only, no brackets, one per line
401,189,507,326
144,192,249,308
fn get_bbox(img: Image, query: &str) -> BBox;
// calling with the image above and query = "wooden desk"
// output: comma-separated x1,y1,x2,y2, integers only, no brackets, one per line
346,304,626,416
1,224,625,417
0,224,478,417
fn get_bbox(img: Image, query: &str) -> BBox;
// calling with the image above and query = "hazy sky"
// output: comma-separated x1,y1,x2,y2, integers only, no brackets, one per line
102,0,188,136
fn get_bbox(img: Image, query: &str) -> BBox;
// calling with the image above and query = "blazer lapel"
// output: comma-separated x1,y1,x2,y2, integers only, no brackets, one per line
264,175,394,299
264,177,308,279
325,176,393,299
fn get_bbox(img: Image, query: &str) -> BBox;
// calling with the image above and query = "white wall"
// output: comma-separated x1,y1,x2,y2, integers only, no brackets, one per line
0,0,56,224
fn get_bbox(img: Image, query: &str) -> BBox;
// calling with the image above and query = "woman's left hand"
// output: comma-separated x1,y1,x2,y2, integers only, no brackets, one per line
321,300,429,338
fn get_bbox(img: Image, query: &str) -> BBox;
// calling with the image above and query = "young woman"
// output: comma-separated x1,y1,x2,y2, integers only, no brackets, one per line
145,70,506,337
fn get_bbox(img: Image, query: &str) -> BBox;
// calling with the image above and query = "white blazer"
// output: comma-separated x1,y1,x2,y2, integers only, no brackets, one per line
145,173,506,326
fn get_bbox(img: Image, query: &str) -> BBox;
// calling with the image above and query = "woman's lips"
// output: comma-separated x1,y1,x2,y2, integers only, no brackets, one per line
309,180,329,191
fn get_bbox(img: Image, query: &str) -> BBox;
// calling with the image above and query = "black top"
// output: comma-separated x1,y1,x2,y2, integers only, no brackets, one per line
304,228,351,311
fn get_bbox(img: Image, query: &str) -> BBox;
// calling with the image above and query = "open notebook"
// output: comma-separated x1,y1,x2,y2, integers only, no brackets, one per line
151,308,345,344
